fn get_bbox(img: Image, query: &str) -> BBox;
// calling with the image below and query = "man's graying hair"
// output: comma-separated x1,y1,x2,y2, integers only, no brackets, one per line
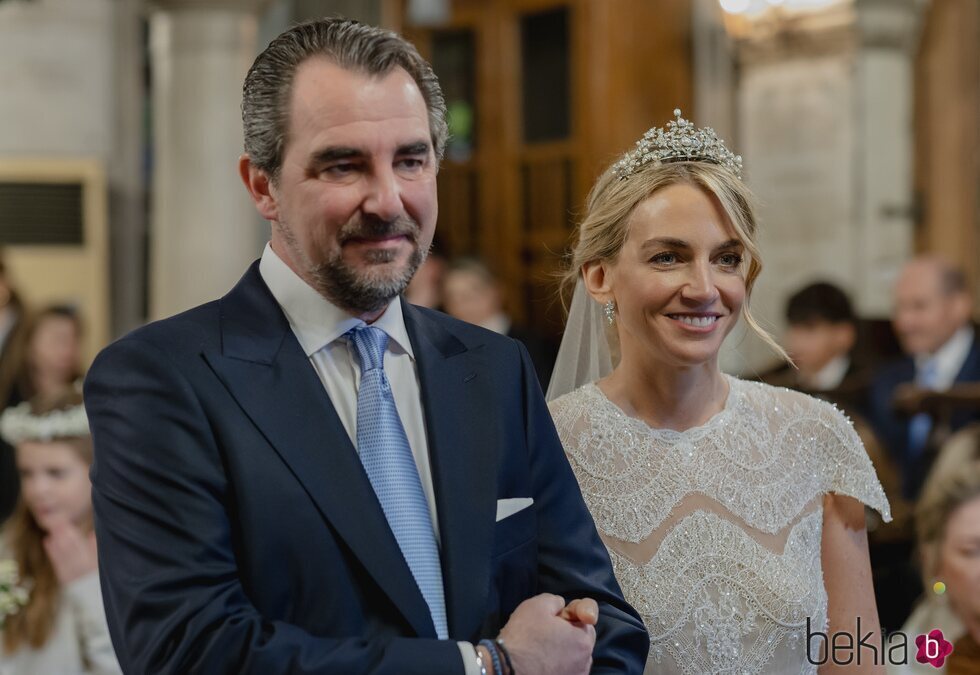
940,264,968,296
242,17,448,182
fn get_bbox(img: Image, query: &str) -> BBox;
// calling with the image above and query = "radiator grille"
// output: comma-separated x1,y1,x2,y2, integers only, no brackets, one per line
0,182,84,245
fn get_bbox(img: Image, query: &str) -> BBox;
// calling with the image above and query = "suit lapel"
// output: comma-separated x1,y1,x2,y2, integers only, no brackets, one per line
403,301,498,640
204,265,436,638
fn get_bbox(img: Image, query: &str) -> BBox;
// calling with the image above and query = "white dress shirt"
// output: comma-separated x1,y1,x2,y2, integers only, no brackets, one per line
258,245,481,674
916,326,975,390
802,355,850,391
259,244,440,540
479,312,511,336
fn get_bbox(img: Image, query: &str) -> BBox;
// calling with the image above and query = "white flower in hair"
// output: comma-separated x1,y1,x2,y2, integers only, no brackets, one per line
0,401,89,445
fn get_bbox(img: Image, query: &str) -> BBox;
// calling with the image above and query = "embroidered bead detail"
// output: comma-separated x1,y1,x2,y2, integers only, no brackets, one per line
550,376,890,674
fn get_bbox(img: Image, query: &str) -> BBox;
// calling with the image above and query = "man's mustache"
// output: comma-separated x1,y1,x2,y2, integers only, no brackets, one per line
338,216,419,244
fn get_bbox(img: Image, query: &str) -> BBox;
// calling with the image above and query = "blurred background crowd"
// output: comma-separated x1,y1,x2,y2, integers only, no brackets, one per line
0,0,979,668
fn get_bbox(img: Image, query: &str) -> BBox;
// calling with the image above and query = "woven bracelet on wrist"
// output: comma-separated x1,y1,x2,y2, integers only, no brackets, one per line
494,638,515,675
479,639,503,675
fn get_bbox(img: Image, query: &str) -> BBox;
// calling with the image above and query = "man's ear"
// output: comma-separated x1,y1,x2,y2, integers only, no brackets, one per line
239,154,279,222
953,291,974,327
582,260,614,304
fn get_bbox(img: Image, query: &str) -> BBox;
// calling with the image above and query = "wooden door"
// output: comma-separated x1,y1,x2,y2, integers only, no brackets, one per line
398,0,693,338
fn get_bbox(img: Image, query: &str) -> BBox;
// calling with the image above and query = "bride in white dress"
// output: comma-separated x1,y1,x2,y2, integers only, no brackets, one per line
547,111,891,674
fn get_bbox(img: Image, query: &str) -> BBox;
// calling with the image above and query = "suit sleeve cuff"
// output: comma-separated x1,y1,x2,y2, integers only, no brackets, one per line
458,641,480,675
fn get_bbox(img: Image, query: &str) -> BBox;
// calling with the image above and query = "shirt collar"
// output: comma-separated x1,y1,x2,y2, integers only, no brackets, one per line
915,325,974,387
258,243,415,359
804,355,850,391
479,312,511,336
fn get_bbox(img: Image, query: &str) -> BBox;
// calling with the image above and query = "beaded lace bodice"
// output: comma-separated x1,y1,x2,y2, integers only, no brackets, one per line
549,376,891,675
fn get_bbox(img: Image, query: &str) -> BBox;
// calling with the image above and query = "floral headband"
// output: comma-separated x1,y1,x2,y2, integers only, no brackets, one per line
0,401,89,445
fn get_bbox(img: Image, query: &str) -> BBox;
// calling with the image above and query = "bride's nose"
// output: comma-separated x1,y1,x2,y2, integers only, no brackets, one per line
680,260,720,305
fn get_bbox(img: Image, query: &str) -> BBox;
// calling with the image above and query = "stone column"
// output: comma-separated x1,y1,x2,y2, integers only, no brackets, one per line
736,47,859,373
714,1,922,374
0,0,119,360
853,0,922,316
149,0,264,320
692,0,737,144
110,0,148,336
718,7,861,374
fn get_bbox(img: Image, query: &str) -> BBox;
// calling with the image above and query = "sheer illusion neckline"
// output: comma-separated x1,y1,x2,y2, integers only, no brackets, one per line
586,374,740,439
550,377,892,675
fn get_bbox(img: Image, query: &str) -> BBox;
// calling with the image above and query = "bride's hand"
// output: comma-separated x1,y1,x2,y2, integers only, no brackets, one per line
559,598,599,626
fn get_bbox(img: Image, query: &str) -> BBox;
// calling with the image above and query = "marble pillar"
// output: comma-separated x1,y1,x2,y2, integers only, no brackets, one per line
714,0,922,375
149,0,264,320
692,0,737,145
853,0,922,315
0,0,134,355
0,0,115,158
110,0,148,336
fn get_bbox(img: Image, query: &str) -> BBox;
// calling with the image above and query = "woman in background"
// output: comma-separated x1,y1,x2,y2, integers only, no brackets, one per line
0,387,120,675
547,110,891,673
1,306,83,529
892,426,980,674
13,306,83,406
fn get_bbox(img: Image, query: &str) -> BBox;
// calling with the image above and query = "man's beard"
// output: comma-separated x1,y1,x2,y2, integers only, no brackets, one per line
293,214,426,315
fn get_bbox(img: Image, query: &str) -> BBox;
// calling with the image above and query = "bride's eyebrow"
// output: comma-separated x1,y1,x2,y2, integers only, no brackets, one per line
640,237,689,251
713,239,743,252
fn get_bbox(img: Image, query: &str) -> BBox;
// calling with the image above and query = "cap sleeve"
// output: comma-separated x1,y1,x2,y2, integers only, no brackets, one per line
815,401,892,522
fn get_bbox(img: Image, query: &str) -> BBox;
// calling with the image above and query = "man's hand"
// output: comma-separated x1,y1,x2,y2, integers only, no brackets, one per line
43,521,98,585
498,594,597,675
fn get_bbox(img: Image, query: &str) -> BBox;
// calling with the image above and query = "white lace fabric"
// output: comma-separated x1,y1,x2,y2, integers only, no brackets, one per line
549,376,891,675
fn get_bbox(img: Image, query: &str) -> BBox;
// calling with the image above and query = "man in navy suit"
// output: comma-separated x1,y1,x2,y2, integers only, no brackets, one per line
869,256,980,501
84,18,646,675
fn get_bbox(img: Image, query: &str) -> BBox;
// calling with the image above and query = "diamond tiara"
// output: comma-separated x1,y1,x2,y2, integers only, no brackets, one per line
612,109,743,180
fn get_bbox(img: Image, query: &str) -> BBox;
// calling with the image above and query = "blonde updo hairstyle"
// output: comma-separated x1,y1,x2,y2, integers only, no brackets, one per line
563,159,787,360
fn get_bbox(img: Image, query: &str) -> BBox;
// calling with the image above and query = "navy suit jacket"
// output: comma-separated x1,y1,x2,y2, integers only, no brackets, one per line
868,332,980,499
84,263,647,675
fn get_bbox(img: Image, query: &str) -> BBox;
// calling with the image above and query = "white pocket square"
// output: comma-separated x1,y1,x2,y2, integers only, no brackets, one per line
495,497,534,522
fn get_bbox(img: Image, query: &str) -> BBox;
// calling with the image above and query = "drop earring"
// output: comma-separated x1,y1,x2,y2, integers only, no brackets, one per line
604,301,616,325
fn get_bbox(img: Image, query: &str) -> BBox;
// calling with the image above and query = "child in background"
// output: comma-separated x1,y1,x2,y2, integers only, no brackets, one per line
0,387,120,675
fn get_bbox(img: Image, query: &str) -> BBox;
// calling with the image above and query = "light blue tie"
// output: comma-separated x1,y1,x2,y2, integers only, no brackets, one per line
347,325,448,639
908,358,939,458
